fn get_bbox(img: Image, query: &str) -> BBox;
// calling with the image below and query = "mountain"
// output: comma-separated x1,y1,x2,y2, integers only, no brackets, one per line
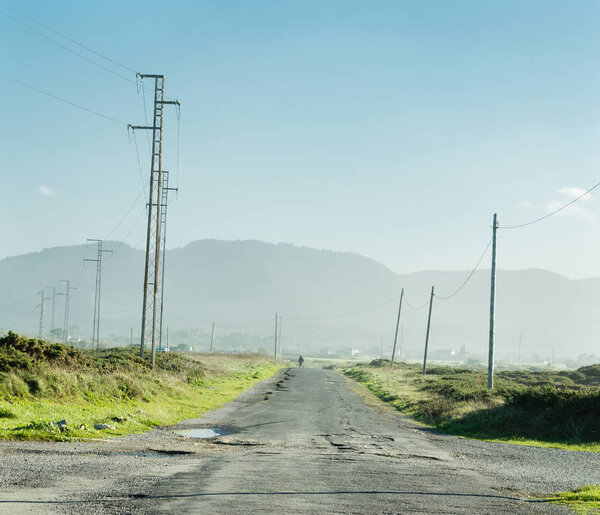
0,239,598,363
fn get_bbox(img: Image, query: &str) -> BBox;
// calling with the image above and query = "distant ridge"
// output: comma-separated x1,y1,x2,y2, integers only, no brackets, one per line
1,239,598,361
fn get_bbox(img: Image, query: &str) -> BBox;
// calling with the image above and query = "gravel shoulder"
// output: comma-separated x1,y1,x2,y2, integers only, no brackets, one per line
1,368,597,514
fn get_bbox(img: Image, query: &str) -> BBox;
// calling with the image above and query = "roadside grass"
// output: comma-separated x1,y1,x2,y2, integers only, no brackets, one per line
0,332,284,441
547,485,600,513
342,360,600,452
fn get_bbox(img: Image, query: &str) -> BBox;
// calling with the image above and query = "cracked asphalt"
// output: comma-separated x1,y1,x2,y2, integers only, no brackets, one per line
1,367,599,514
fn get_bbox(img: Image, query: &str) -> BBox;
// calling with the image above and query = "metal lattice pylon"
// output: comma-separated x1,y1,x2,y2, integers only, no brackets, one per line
129,74,179,367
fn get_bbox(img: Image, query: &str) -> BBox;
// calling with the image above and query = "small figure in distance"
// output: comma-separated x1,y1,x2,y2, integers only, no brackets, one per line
298,355,304,368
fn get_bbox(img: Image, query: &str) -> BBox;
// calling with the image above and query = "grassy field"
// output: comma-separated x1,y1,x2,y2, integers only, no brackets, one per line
0,331,285,441
342,360,600,451
547,485,600,513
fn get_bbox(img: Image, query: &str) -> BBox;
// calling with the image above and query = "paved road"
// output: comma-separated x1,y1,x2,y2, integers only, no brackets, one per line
143,367,561,514
2,367,596,513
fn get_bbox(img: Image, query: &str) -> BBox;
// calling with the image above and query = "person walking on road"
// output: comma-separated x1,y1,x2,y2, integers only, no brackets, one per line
298,355,304,368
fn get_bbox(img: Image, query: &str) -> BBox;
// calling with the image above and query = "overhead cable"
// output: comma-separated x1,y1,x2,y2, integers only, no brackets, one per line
0,72,127,125
500,180,600,229
284,295,400,321
0,1,137,74
434,236,493,300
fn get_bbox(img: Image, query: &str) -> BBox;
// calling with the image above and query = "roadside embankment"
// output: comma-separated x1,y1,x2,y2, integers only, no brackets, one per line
0,331,285,440
343,360,600,452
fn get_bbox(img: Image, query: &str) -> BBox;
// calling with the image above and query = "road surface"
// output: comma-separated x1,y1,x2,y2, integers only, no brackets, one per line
2,367,598,513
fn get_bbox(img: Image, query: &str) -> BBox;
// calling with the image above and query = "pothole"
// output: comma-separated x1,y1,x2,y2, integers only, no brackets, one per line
175,427,230,439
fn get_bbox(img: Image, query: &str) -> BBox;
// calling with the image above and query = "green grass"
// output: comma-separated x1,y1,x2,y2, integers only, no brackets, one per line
547,485,600,513
342,360,600,451
0,331,285,441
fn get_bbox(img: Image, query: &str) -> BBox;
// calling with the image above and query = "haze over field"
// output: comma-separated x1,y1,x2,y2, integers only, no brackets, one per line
2,239,598,364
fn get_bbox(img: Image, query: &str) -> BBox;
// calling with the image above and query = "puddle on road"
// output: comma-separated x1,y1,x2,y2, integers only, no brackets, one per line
175,427,229,439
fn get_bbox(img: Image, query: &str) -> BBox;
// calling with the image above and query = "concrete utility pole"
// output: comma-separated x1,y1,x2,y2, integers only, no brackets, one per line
130,73,180,368
210,322,215,352
274,313,279,359
37,290,46,340
47,287,57,342
390,289,404,367
488,213,498,390
422,286,435,376
58,280,76,345
84,239,112,350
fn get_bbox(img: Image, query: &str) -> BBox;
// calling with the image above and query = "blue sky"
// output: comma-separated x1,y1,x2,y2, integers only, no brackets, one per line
2,0,600,278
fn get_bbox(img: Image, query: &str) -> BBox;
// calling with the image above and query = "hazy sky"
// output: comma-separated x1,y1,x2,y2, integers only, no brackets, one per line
2,0,600,279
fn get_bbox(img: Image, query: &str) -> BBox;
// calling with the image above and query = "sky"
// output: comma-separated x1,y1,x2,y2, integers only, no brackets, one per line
2,0,600,279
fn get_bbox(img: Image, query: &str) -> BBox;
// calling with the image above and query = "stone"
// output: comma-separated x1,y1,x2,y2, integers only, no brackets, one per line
94,423,116,431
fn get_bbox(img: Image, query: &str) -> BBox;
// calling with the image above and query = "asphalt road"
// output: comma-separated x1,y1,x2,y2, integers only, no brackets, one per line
2,367,599,514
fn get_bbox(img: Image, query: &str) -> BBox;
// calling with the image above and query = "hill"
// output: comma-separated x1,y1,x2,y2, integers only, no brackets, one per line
0,239,599,364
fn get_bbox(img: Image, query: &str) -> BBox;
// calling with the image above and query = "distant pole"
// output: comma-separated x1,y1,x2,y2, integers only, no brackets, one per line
131,327,133,346
210,322,215,352
380,337,383,359
166,326,169,351
47,287,56,342
390,289,404,367
517,333,522,368
552,347,555,368
488,213,498,390
84,239,112,350
58,280,76,345
422,286,435,376
274,312,278,359
37,290,46,339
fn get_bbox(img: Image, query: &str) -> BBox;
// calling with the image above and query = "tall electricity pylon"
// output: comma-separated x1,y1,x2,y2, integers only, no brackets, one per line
37,290,46,340
47,287,56,342
84,239,112,350
129,73,179,367
58,280,76,345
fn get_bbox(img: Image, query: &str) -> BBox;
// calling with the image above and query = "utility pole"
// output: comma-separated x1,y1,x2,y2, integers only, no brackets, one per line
210,322,215,352
158,171,178,350
47,287,56,342
552,347,555,368
422,286,435,376
517,333,522,368
390,288,404,367
129,73,180,369
131,327,133,346
84,239,112,350
58,280,76,345
488,213,498,390
274,313,278,359
380,337,383,359
37,290,46,340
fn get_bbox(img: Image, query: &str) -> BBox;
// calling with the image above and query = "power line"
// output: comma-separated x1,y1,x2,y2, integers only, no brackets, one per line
500,180,600,229
0,72,127,125
403,295,430,310
284,295,400,321
434,236,493,300
0,1,136,74
0,7,135,85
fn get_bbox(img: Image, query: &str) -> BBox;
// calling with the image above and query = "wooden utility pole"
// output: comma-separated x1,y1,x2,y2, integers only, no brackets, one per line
210,322,215,352
488,213,498,390
390,289,404,366
422,286,435,376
